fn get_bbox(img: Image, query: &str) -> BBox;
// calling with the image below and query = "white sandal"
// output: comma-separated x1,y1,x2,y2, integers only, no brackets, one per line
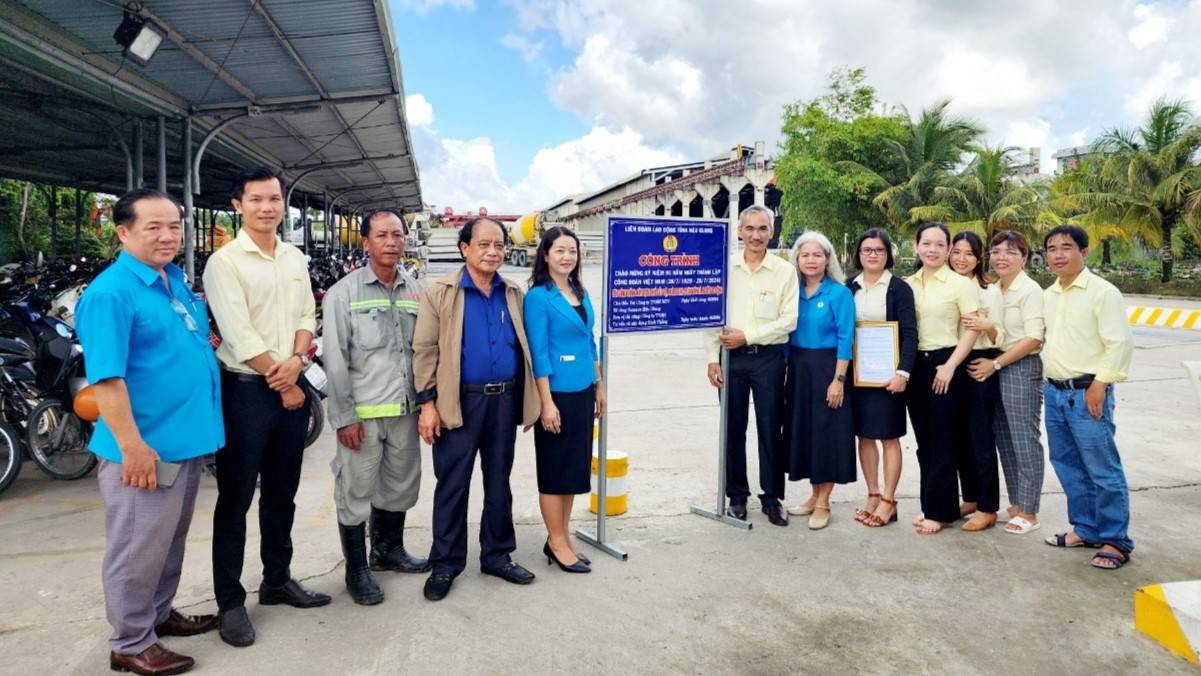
1004,516,1041,534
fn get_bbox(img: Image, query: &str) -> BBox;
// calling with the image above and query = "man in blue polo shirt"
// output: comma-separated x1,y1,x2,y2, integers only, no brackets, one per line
75,188,223,676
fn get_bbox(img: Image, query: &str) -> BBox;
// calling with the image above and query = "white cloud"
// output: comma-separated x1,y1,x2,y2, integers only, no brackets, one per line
404,93,434,128
1069,127,1090,147
1129,4,1172,48
407,96,682,212
509,0,1201,169
1127,60,1183,116
1004,118,1058,173
499,33,544,63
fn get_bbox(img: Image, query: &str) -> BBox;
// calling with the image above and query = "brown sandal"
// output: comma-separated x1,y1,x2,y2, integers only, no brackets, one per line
864,497,898,528
854,493,881,523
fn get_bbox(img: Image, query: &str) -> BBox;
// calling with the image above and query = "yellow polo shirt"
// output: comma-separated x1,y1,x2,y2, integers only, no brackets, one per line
907,264,980,351
704,251,799,362
997,270,1044,353
1042,267,1132,383
203,229,317,374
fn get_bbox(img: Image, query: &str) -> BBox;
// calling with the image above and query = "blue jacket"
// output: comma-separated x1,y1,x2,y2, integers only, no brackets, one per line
523,282,599,392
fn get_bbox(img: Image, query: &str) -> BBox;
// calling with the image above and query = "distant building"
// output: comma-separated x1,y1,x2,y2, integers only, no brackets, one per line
1052,145,1104,173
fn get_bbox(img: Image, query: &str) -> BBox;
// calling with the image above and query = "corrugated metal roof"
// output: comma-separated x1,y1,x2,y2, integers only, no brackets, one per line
0,0,421,211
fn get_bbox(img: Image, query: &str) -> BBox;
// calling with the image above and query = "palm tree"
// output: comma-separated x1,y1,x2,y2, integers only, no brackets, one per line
1038,159,1145,264
839,99,983,232
1082,98,1201,281
910,145,1043,242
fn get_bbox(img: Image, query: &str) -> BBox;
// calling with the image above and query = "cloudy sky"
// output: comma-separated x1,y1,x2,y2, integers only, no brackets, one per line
389,0,1201,214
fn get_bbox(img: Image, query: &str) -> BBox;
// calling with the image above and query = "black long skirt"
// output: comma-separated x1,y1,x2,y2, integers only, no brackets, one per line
533,384,595,495
784,348,857,484
851,382,908,439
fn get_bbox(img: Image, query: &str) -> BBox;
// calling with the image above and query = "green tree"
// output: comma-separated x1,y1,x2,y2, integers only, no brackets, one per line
841,99,984,232
1080,97,1201,281
773,68,908,249
911,145,1043,242
1038,160,1136,264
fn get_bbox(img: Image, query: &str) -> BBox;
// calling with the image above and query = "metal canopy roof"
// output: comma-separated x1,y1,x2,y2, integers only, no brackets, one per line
0,0,422,212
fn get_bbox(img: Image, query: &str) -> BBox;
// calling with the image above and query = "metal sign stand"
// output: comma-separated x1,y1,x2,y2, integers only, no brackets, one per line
688,348,753,530
575,333,628,561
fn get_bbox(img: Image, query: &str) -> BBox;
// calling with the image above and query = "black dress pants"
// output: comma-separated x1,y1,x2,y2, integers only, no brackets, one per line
428,389,518,577
955,348,1000,513
906,348,962,524
212,373,308,611
724,347,786,508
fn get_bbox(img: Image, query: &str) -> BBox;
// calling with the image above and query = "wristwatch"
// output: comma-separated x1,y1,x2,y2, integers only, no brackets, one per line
836,374,846,383
896,370,910,380
992,360,1003,372
294,351,312,368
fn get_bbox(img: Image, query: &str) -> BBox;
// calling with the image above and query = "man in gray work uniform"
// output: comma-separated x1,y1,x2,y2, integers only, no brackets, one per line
323,209,430,605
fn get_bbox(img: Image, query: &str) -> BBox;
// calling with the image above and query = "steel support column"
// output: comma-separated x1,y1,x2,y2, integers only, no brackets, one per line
156,115,168,192
182,118,195,282
133,119,144,189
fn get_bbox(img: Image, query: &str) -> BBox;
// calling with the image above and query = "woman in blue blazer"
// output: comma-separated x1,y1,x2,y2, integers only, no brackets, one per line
524,226,605,574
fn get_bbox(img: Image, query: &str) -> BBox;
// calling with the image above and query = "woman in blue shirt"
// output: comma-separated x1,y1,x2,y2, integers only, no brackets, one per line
783,231,856,530
524,226,605,574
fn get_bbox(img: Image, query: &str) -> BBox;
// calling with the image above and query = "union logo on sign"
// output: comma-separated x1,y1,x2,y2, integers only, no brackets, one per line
662,234,679,253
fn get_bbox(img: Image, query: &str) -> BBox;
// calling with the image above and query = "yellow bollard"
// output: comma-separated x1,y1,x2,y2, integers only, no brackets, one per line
590,450,628,516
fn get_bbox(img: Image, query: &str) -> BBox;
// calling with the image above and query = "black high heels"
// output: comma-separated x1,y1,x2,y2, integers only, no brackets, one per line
543,540,590,573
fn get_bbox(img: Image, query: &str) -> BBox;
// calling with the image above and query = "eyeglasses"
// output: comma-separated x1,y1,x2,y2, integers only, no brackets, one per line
860,247,887,256
988,248,1023,258
170,298,198,332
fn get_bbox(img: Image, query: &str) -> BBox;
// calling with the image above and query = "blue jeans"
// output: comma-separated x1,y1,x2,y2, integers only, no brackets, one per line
1044,383,1134,553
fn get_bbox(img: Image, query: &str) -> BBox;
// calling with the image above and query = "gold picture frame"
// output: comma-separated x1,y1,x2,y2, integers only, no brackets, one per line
853,321,900,388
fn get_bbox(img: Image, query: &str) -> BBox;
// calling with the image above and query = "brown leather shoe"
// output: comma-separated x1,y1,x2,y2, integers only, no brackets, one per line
154,609,218,637
109,642,194,675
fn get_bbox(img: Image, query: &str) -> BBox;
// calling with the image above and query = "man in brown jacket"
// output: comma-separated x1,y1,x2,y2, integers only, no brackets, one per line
413,217,541,601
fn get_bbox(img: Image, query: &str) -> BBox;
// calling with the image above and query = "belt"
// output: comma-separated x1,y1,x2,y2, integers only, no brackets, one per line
221,369,265,383
462,380,517,395
732,344,783,355
1047,375,1096,390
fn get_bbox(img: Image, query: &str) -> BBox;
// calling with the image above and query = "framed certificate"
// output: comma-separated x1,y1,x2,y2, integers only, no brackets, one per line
853,321,900,387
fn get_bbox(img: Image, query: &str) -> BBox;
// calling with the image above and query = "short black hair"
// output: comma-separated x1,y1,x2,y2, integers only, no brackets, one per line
852,228,895,270
113,188,183,228
914,221,951,245
1043,225,1088,250
457,217,507,259
360,209,406,237
231,166,286,201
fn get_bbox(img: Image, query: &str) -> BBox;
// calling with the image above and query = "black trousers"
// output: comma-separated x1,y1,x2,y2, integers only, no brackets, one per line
724,347,786,507
212,373,308,611
906,348,963,524
956,348,1000,512
428,389,517,577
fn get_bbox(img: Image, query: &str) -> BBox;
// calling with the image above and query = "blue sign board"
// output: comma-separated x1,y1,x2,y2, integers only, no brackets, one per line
604,215,729,334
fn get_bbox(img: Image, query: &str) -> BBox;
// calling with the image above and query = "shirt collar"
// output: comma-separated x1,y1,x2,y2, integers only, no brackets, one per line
116,250,183,287
854,270,891,288
235,228,283,260
460,270,505,291
735,250,781,272
363,263,405,288
1049,266,1092,294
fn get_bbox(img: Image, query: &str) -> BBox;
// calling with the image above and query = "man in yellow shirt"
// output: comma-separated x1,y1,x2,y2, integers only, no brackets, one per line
1040,225,1134,570
203,167,329,647
703,205,799,525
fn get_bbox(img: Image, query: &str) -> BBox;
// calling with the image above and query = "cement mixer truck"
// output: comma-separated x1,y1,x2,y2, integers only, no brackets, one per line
505,212,543,267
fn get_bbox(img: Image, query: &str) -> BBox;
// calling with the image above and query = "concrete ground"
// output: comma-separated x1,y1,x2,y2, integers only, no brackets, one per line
1,263,1200,675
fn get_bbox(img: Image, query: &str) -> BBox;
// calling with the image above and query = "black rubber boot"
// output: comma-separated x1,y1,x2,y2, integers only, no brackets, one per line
339,523,384,605
369,507,431,573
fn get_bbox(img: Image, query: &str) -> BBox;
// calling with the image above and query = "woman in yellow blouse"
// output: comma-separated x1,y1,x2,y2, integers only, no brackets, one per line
966,230,1046,534
905,222,981,535
948,231,1003,532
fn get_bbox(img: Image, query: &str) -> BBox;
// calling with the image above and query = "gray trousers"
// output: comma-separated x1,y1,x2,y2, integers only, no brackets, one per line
331,414,421,526
994,354,1045,513
98,457,203,655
